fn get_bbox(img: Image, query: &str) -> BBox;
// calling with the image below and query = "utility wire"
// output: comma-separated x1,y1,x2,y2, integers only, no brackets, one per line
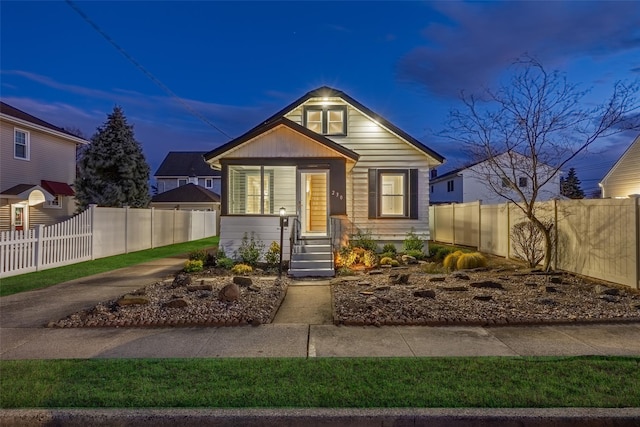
65,0,232,140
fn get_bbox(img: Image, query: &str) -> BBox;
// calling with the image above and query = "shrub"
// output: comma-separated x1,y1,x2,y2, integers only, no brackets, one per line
456,252,487,270
351,229,378,252
379,251,396,260
216,257,234,269
231,263,253,275
380,256,394,266
183,259,203,273
363,250,378,268
404,249,425,260
188,249,208,262
511,220,554,268
403,228,425,252
337,266,356,276
381,243,397,254
236,232,265,266
443,250,465,271
265,241,280,268
390,259,400,267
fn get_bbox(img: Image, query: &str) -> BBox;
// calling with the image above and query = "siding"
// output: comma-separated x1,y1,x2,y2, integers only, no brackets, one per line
286,103,437,242
600,135,640,198
219,216,291,261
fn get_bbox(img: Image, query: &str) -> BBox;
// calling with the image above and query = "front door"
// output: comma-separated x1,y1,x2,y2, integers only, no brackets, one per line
11,204,27,231
299,170,329,237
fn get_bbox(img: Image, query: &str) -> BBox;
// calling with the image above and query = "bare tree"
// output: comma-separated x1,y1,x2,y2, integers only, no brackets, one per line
444,56,639,270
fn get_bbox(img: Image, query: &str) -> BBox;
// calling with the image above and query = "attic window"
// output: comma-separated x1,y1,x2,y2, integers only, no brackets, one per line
303,106,347,136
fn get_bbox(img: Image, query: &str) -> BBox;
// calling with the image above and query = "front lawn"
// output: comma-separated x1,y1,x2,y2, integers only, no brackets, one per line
1,356,638,408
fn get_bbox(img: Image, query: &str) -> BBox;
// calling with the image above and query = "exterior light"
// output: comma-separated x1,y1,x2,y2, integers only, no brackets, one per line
280,207,286,217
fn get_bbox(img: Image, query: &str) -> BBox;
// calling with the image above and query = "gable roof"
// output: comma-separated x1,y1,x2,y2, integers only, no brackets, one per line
0,101,88,144
204,116,360,164
600,133,640,185
151,183,220,203
154,152,221,177
263,86,445,163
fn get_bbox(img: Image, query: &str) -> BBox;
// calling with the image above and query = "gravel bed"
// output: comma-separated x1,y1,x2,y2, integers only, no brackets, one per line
50,272,288,328
332,266,640,326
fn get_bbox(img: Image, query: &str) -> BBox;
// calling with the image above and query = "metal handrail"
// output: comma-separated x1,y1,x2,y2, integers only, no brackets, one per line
290,217,301,261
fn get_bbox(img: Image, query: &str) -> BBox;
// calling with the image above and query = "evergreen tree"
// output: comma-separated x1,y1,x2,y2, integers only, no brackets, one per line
75,106,150,210
560,167,585,199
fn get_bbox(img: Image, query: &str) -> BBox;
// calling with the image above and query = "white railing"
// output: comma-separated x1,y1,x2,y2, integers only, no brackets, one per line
0,205,217,278
429,197,640,289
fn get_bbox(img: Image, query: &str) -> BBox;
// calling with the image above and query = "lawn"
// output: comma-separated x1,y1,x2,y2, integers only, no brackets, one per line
1,356,638,408
0,237,219,297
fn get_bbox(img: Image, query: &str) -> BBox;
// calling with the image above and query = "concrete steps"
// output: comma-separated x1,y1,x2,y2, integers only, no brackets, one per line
289,238,335,278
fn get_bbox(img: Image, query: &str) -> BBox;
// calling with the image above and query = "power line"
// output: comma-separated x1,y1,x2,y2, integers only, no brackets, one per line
65,0,232,140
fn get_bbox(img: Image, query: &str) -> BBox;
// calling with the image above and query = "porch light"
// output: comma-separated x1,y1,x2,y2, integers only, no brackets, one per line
279,207,286,278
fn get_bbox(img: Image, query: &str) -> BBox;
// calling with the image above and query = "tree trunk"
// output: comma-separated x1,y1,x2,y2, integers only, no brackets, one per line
530,216,553,271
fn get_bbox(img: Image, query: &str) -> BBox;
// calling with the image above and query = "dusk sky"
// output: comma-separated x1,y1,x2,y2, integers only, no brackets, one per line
2,1,639,195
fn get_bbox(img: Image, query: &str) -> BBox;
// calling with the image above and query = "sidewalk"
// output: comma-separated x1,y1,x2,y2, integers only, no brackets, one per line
1,255,640,359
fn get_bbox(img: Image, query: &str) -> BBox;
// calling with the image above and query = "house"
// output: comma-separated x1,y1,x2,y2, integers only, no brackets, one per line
599,134,640,198
204,86,445,276
150,183,220,211
154,151,221,195
430,153,561,205
0,102,88,231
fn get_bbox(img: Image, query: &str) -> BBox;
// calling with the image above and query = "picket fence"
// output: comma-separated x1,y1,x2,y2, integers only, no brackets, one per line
0,205,217,278
429,197,640,289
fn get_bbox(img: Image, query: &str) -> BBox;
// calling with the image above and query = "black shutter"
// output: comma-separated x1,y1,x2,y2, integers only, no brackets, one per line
409,169,419,219
368,169,377,219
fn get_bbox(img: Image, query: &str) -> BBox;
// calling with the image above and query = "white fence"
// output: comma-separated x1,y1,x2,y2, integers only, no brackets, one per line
429,198,640,289
0,205,217,278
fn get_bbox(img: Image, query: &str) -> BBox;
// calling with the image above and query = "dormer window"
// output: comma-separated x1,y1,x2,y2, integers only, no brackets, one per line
303,105,347,136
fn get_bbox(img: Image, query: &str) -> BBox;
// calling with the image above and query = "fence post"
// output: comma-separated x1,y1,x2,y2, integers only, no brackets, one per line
89,204,97,260
506,202,511,260
633,195,640,290
150,207,155,249
477,200,482,250
553,199,559,271
34,224,44,271
451,203,456,245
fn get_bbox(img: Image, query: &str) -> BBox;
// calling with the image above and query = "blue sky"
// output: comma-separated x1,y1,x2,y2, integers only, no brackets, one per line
2,1,639,195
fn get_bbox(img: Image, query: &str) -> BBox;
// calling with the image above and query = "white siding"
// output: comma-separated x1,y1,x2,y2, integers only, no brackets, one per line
431,176,463,204
600,135,640,198
219,216,291,261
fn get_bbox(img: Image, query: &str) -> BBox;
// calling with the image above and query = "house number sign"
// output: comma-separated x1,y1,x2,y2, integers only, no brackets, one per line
331,190,344,200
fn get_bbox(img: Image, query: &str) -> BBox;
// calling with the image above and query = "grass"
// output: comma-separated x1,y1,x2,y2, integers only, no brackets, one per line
0,237,219,297
1,356,638,408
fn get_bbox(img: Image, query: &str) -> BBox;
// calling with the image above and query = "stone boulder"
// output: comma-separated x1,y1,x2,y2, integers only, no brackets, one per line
171,273,192,289
219,283,241,302
163,298,188,308
233,276,253,287
401,255,418,265
414,289,436,299
117,294,150,306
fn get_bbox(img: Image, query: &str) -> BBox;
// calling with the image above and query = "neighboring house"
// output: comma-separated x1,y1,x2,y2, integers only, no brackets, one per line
0,101,88,231
154,151,221,195
204,86,444,276
599,134,640,198
150,183,220,211
430,153,561,205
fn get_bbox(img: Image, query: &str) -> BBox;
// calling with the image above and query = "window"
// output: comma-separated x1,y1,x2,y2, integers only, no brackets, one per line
228,166,295,215
204,178,213,188
368,169,418,219
447,180,454,192
430,185,434,193
518,177,528,188
178,178,188,186
44,195,62,209
303,106,347,135
14,128,29,160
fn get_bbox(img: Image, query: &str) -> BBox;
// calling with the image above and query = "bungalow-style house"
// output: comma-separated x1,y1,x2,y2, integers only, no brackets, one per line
154,151,221,195
204,86,444,276
430,153,560,205
0,102,88,231
599,134,640,198
150,183,220,212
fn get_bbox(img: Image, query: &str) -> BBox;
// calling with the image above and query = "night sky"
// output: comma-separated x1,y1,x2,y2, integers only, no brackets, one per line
2,1,639,195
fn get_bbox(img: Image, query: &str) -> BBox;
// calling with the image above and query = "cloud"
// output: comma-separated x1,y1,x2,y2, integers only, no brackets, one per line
397,2,640,98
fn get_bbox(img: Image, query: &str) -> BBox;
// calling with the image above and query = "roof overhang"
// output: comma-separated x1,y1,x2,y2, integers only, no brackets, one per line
204,117,360,170
1,184,55,205
41,180,75,196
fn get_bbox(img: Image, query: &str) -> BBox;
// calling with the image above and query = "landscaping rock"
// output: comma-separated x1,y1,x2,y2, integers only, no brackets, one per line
163,298,188,308
537,298,556,306
218,283,240,302
401,255,418,265
549,277,564,284
375,286,390,292
452,272,470,280
439,286,468,292
390,273,410,285
233,276,253,287
368,269,384,275
600,295,620,303
117,294,150,306
524,282,538,287
473,295,493,301
545,286,558,293
595,285,620,296
414,289,436,299
171,274,192,288
248,285,261,292
470,281,504,290
187,283,213,292
428,276,446,282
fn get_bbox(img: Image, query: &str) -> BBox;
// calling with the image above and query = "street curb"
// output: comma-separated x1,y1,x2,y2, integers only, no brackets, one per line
2,408,640,427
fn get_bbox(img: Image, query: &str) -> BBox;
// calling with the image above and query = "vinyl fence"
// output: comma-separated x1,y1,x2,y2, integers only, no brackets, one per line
429,197,640,289
0,205,217,278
